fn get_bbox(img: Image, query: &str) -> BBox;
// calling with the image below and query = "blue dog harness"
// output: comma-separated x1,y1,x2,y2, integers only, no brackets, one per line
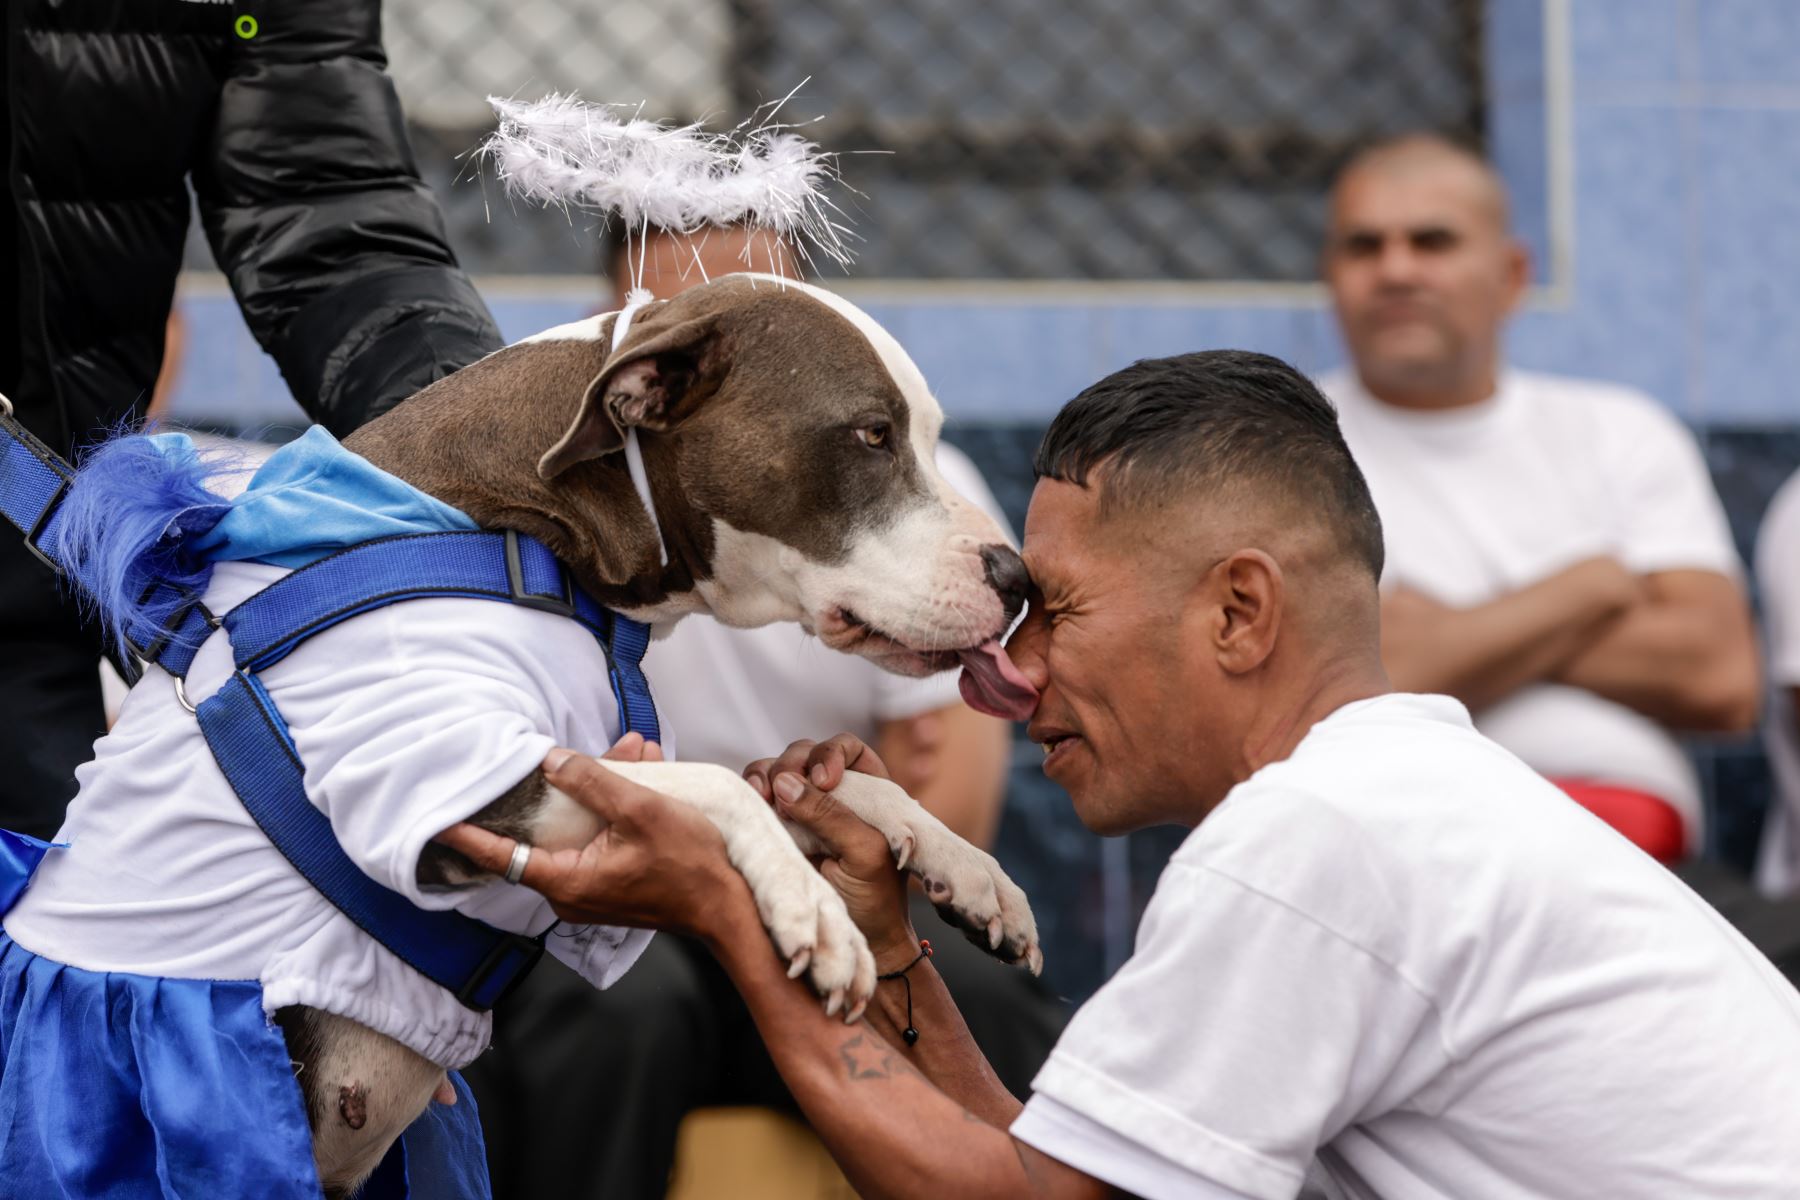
0,394,659,1013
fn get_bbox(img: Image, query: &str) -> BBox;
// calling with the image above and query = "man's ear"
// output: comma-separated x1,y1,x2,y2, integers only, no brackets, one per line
537,311,722,480
1214,549,1283,675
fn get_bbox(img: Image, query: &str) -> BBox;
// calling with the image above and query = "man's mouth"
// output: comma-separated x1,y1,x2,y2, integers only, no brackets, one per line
832,607,1039,722
1029,724,1082,772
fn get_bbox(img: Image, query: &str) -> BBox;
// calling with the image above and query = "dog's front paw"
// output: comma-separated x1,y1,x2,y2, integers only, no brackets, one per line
750,856,877,1019
912,836,1042,975
829,774,1043,975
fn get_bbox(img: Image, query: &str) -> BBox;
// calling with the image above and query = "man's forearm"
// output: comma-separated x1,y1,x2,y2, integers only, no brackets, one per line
860,938,1025,1126
1382,561,1632,711
704,899,1084,1200
1555,572,1760,731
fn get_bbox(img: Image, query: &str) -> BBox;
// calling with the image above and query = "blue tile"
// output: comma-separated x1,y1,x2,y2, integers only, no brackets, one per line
164,295,306,433
1490,96,1554,285
1567,0,1684,89
487,297,593,344
1695,0,1800,86
1506,102,1690,414
1694,108,1800,422
1487,0,1549,94
896,304,1104,421
1097,304,1313,378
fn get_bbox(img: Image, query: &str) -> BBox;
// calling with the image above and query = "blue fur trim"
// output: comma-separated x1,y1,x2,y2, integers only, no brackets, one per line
48,433,234,660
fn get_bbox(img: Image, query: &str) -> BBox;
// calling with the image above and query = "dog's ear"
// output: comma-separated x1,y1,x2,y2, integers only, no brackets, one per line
537,312,722,480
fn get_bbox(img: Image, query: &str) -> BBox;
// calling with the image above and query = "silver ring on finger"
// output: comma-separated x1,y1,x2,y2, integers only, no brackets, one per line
504,840,531,885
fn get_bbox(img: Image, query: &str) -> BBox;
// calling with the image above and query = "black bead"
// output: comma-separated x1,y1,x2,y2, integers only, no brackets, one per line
902,1027,919,1045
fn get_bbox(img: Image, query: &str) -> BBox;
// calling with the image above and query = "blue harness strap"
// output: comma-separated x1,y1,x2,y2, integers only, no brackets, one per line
0,401,73,574
0,403,660,1011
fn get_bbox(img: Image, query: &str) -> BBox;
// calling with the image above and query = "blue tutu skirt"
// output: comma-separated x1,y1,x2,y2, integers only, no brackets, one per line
0,830,491,1198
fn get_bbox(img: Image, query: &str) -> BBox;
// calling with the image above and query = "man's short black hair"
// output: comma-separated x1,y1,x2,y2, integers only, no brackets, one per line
1035,350,1385,580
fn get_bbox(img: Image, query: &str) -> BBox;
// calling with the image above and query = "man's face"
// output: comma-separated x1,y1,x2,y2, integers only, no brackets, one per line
1006,477,1212,835
615,228,796,305
1323,158,1525,401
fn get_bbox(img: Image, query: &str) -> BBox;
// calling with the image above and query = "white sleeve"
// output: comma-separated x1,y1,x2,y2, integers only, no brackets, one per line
1600,394,1741,579
291,607,558,911
1019,856,1447,1200
1756,473,1800,685
1011,1093,1259,1200
288,600,656,988
870,441,1015,721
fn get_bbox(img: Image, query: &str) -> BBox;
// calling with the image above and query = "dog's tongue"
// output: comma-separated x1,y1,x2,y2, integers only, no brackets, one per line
956,640,1039,722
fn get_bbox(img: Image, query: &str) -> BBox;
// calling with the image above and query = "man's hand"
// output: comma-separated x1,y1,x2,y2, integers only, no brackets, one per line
432,740,746,939
744,732,896,794
745,735,919,970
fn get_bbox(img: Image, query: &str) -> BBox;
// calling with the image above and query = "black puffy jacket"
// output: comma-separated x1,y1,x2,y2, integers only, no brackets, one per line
0,0,506,832
1,0,505,455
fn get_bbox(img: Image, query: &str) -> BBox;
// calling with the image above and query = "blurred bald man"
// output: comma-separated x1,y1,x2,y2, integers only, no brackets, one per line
1319,134,1758,863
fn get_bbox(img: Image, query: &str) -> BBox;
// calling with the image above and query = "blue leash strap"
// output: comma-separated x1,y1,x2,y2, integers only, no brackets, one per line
196,671,544,1011
0,399,73,575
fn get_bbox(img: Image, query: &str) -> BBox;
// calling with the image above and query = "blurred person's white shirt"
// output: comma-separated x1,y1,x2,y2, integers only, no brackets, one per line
648,442,1012,767
1320,368,1740,843
1755,470,1800,896
1011,693,1800,1200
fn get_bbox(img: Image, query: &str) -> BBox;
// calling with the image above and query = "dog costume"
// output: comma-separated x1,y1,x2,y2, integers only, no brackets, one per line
0,410,661,1197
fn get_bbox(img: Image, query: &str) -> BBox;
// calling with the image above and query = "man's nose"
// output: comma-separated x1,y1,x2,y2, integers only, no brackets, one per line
1004,600,1051,694
980,544,1030,625
1375,241,1421,285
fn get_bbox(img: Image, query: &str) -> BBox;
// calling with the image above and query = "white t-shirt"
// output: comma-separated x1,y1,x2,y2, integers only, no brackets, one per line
1755,470,1800,896
648,442,1011,770
9,560,651,1069
1010,693,1800,1200
1321,369,1742,838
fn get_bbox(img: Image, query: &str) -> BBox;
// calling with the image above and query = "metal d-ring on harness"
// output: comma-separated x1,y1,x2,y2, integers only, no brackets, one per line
0,393,660,1012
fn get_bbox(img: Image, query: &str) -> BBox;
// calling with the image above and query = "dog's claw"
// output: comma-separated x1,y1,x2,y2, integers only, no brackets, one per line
1026,945,1044,976
893,835,914,871
825,988,844,1017
787,947,812,979
987,916,1003,949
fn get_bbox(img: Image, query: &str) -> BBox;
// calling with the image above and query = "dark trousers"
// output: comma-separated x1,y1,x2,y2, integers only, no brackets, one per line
465,896,1068,1200
0,537,106,839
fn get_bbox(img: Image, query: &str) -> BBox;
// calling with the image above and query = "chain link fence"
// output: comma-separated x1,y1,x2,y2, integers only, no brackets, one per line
386,0,1486,281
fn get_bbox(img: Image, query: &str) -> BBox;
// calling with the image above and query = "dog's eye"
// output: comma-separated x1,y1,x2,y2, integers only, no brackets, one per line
855,423,891,450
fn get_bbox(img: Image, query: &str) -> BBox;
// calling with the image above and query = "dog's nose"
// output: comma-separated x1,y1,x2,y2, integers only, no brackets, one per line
980,544,1030,625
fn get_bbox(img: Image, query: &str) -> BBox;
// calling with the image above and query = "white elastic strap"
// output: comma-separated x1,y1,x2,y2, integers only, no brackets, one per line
611,289,669,567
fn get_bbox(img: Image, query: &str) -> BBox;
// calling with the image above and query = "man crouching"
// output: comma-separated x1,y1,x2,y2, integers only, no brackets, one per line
445,350,1800,1200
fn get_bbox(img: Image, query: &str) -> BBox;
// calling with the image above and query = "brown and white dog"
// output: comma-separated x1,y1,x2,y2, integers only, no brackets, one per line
278,273,1045,1190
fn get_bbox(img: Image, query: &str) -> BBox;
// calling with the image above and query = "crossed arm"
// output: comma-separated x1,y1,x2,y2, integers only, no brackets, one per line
1381,558,1759,730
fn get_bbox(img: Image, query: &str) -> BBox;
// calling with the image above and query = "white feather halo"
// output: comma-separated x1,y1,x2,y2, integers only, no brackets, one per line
481,92,855,283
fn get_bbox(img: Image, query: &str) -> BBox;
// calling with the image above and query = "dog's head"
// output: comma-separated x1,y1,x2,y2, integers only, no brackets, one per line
402,274,1036,719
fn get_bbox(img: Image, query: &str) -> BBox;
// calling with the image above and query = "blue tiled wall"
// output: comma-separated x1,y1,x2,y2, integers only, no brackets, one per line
162,0,1800,1004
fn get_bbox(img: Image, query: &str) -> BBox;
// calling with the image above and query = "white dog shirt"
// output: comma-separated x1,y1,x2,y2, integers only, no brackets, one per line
4,433,654,1068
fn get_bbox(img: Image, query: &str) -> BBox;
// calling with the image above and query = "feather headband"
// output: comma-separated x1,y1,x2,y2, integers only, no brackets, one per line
480,90,854,285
